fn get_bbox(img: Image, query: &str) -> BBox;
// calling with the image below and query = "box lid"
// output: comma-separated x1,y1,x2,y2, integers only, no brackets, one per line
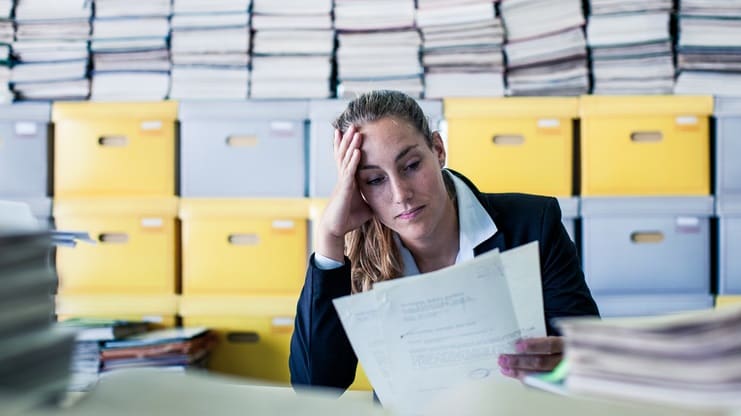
2,197,52,218
53,197,178,217
55,294,179,316
581,196,714,217
179,198,310,219
714,97,741,117
717,196,741,216
179,100,309,120
179,295,297,317
0,103,51,121
52,101,178,121
580,95,713,117
444,97,579,118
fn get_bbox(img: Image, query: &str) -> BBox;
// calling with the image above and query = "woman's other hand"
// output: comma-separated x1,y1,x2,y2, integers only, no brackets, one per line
498,336,563,379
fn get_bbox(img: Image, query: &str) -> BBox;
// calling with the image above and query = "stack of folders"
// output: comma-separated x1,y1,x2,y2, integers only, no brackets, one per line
0,232,76,414
250,0,333,98
586,0,674,94
0,0,10,103
169,0,251,100
90,0,171,101
559,306,741,409
58,319,151,392
675,0,741,96
416,0,505,98
11,0,91,100
98,327,216,376
501,0,589,96
335,0,422,98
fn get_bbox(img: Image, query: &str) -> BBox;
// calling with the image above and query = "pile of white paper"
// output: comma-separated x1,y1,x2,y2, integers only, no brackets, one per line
560,305,741,409
0,0,11,43
0,44,10,103
675,0,741,96
169,0,250,99
90,0,171,101
587,1,674,94
251,0,333,98
335,0,422,97
334,242,545,416
417,0,504,98
501,0,588,96
11,0,91,100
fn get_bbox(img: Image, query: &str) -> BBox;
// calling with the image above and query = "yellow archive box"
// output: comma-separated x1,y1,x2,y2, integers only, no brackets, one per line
716,296,741,309
444,97,578,196
580,96,713,196
56,294,179,327
54,197,179,294
52,101,178,197
179,295,372,390
180,199,310,295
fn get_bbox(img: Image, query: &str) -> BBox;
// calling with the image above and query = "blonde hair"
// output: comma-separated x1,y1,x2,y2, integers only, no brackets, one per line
333,90,439,293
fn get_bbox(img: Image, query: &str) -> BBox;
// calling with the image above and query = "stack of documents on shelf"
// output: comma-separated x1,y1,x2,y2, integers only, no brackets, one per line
0,232,75,413
417,0,504,98
0,43,9,103
335,0,415,32
11,0,91,100
559,306,741,409
170,0,250,99
501,0,588,96
675,0,741,96
251,0,332,98
587,1,674,94
99,327,216,375
334,242,546,416
90,0,171,101
0,0,10,19
0,18,11,44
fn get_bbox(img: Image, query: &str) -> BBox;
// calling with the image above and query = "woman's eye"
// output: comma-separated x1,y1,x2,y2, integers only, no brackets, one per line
367,176,385,186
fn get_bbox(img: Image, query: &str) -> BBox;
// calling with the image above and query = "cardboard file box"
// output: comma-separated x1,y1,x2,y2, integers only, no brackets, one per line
56,294,179,327
0,103,51,197
582,197,713,295
718,197,741,294
445,97,577,197
715,97,741,197
179,100,308,197
52,102,177,197
54,197,179,294
580,95,712,196
593,294,714,318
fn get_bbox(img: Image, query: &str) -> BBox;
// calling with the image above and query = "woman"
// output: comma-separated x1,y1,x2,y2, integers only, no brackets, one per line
290,90,599,389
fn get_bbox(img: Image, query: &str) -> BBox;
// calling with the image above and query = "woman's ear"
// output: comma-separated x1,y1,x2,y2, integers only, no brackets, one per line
431,131,446,168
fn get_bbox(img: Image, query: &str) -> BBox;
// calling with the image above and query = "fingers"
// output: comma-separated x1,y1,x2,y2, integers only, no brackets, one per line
498,353,563,373
335,125,358,169
514,336,563,355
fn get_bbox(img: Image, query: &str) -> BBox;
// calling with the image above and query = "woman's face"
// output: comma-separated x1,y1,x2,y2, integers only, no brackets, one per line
355,116,451,244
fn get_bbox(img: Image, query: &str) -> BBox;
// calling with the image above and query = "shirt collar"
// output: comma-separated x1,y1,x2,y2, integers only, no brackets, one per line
397,170,498,276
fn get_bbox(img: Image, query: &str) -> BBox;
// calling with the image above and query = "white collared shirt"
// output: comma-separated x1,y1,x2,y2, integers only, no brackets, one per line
315,171,498,274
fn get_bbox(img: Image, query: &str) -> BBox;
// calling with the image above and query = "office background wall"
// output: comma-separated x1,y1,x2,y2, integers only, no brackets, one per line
1,0,741,389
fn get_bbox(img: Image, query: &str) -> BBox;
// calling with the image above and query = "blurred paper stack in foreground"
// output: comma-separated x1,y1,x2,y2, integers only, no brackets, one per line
587,0,674,94
251,0,333,98
560,307,741,409
675,0,741,96
11,0,91,100
170,0,251,99
335,0,422,97
417,0,504,98
501,0,589,96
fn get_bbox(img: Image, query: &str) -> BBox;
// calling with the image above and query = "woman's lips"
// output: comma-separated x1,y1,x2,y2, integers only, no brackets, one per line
397,205,424,220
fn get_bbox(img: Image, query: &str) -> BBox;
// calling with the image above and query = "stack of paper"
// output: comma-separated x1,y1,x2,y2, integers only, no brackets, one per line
90,0,171,101
250,0,333,98
559,306,741,409
0,0,11,44
11,0,91,100
417,0,505,98
334,242,545,416
0,43,10,103
335,0,422,97
587,1,674,94
169,0,250,99
501,0,588,96
0,232,75,411
68,341,101,392
675,0,741,96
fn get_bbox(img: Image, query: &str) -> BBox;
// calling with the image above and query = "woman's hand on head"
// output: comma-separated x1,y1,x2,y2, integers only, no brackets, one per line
316,126,373,261
498,336,563,379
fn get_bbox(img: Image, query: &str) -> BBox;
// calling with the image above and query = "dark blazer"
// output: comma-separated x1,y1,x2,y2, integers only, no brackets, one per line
289,170,599,390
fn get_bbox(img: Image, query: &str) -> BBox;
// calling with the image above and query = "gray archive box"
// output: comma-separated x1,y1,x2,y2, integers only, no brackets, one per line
308,99,443,197
715,97,741,197
582,197,713,295
557,197,578,243
1,196,53,229
718,197,741,294
592,294,714,318
179,101,309,197
0,103,51,197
